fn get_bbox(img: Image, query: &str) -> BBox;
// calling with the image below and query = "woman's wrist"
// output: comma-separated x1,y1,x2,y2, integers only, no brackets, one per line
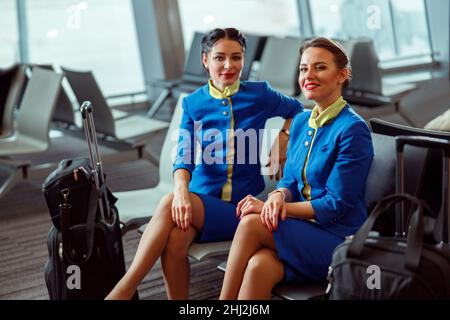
268,189,286,201
174,184,189,195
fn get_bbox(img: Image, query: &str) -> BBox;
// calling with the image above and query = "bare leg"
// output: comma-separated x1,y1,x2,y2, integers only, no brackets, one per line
105,192,204,300
237,248,284,300
219,214,278,300
161,227,197,299
161,194,204,299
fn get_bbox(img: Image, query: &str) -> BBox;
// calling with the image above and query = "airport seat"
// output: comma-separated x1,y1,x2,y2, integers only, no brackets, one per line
145,32,208,118
0,64,27,138
257,36,303,97
61,67,169,164
221,258,328,300
340,38,417,108
52,82,77,128
25,64,78,128
176,31,212,91
147,32,267,117
0,68,62,199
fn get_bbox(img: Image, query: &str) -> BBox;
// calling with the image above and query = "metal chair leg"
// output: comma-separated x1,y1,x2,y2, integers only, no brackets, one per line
147,88,171,118
0,166,24,200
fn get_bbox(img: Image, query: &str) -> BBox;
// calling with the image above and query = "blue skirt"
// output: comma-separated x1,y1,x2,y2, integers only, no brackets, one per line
273,218,344,282
193,193,240,243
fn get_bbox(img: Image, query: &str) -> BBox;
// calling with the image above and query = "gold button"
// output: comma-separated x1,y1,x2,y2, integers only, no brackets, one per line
222,111,229,116
308,130,313,136
222,100,227,106
304,141,309,147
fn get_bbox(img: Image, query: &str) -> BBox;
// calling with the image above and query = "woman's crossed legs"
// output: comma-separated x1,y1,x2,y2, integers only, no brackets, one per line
220,214,284,300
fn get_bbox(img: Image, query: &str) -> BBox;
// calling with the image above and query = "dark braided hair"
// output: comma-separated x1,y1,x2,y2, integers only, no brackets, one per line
201,28,247,56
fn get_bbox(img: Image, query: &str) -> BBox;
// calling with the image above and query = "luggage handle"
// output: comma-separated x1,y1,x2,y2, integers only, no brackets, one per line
80,101,110,221
347,193,425,270
395,136,450,243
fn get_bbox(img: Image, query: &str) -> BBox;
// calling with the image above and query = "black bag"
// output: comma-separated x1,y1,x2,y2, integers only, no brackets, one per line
327,194,450,299
327,136,450,300
43,157,116,230
43,101,133,300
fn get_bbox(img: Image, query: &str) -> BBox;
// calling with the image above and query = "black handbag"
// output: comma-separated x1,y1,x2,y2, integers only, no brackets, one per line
43,157,117,231
327,193,450,300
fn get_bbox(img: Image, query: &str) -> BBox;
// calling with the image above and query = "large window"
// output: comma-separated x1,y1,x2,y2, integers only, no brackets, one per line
310,0,432,62
391,0,431,57
26,0,144,96
0,0,19,67
178,0,300,50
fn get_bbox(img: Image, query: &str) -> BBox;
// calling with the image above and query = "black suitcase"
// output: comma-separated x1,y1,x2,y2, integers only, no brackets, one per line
327,135,450,299
43,101,133,300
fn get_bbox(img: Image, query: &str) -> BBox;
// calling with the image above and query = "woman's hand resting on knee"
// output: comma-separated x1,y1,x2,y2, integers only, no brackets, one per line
236,195,264,220
172,188,192,231
261,192,287,232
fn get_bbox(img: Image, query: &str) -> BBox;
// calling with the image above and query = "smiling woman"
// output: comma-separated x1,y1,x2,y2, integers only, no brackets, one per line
201,28,245,91
299,37,351,111
220,37,374,300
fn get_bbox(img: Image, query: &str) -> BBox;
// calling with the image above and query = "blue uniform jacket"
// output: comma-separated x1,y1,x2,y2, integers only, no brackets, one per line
278,105,374,237
173,81,303,204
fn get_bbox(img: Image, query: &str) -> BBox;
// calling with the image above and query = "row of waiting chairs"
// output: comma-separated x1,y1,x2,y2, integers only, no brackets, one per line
0,64,169,142
0,65,170,200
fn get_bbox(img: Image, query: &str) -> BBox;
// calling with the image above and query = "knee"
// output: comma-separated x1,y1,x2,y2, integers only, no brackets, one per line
161,192,174,207
164,229,190,260
246,254,267,277
237,214,261,233
153,192,174,220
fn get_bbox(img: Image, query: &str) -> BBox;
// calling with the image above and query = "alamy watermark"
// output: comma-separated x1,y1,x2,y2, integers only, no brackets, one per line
66,265,81,290
172,123,281,175
367,5,382,30
366,265,381,290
